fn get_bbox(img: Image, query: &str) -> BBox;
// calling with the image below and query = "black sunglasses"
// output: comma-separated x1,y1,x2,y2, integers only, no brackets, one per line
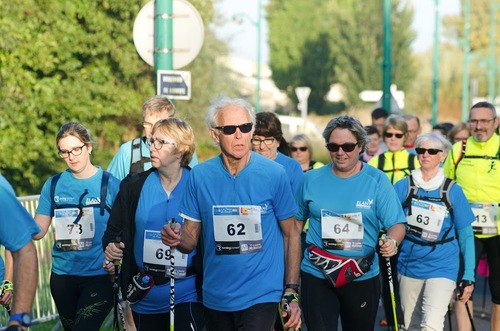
384,132,404,139
325,143,358,153
415,148,442,155
214,123,253,135
290,146,308,152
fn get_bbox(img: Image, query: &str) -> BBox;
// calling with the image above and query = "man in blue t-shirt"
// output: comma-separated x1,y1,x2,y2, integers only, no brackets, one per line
108,95,197,179
162,96,302,331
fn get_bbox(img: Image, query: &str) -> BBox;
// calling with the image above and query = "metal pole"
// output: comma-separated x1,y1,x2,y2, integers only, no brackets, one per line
462,0,471,122
382,0,392,113
155,0,174,72
489,0,496,102
431,0,440,126
256,0,262,113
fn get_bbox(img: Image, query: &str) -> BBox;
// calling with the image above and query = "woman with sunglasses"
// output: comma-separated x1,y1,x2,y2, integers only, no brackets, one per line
102,118,205,331
394,132,475,330
296,115,406,330
33,122,121,331
289,134,325,173
368,114,420,184
252,112,303,193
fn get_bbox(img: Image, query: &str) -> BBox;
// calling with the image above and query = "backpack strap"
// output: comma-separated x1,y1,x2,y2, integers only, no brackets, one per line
130,137,151,175
453,139,467,171
49,172,63,217
50,171,111,217
99,171,111,216
408,153,416,171
376,154,384,171
402,175,419,216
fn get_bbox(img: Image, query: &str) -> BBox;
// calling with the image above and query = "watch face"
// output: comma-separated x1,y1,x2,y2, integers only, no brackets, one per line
21,314,31,325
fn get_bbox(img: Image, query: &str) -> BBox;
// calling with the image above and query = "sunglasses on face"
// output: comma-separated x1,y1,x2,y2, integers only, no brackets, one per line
214,123,253,135
325,142,358,153
384,132,404,139
415,148,442,155
290,146,308,152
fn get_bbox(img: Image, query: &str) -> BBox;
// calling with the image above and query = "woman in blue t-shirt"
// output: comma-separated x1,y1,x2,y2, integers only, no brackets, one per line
34,122,120,331
103,118,205,331
394,132,475,330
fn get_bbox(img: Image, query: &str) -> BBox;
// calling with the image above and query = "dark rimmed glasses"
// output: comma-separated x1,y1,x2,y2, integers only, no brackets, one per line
251,137,275,146
146,138,176,150
290,146,308,152
415,148,442,155
58,144,86,159
468,118,496,126
214,123,253,135
384,132,404,139
326,143,358,153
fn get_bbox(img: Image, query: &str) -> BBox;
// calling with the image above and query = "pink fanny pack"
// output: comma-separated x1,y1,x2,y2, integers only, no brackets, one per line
308,245,374,288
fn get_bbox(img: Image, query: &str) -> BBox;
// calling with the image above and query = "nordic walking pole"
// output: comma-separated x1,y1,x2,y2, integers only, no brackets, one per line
169,219,176,331
465,301,476,331
111,236,126,331
381,234,399,331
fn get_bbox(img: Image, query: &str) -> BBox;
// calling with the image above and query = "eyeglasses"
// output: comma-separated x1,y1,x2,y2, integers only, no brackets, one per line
214,123,253,135
468,118,496,126
290,146,308,152
58,144,86,159
415,148,442,155
384,132,404,139
146,138,176,150
325,142,358,153
251,137,275,146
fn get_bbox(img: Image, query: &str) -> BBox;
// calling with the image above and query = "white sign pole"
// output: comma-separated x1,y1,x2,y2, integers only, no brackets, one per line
295,87,311,131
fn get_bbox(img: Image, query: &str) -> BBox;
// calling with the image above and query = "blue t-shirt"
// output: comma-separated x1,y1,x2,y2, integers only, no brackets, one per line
0,174,18,281
131,168,199,313
394,178,475,281
275,152,303,194
108,138,198,180
0,177,40,280
297,163,407,280
179,152,297,311
36,168,119,276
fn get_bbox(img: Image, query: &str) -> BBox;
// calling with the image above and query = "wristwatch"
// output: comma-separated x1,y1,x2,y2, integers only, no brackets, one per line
9,313,31,327
284,283,300,293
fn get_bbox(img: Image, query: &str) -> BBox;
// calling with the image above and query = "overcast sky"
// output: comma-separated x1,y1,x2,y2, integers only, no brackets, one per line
213,0,461,63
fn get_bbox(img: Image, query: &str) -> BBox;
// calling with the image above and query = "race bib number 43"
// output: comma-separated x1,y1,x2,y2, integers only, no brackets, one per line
213,205,263,255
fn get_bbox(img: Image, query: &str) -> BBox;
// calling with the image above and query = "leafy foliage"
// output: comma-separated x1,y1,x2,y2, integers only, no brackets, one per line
0,0,236,195
267,0,416,112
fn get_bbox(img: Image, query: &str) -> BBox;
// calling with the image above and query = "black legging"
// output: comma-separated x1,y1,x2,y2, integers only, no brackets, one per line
132,302,205,331
301,271,380,331
50,273,114,331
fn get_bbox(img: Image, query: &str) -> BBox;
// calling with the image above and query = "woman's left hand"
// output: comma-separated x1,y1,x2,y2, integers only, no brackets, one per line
378,235,398,258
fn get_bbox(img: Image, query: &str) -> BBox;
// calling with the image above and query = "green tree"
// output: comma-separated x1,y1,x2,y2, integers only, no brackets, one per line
267,0,416,112
0,0,238,195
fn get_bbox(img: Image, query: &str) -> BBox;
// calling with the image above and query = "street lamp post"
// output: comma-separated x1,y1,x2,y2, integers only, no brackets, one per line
488,1,500,104
233,0,262,112
462,0,471,122
382,0,392,113
431,0,440,126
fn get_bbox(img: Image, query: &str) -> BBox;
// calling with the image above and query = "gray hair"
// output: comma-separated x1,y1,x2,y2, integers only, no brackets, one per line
415,132,452,154
142,95,176,119
205,95,256,129
322,115,369,152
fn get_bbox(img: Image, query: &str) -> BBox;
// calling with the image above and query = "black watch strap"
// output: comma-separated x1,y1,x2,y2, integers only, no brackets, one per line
284,283,300,293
